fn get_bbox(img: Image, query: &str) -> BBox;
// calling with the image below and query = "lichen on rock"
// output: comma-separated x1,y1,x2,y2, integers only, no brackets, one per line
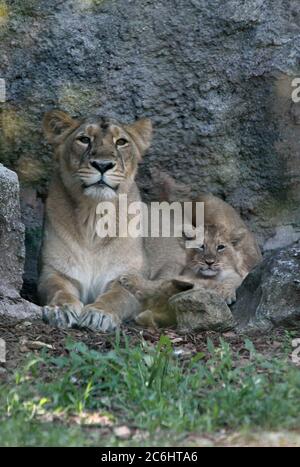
169,288,235,333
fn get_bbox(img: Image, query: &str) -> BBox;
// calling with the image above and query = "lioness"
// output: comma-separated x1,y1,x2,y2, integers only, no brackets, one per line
38,110,152,331
119,192,262,328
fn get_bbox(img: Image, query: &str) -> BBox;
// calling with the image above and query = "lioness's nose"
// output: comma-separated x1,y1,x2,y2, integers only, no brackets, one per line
90,160,116,174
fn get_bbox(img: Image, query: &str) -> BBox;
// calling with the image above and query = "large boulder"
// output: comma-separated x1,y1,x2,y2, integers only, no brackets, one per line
0,165,41,319
232,241,300,333
169,288,235,333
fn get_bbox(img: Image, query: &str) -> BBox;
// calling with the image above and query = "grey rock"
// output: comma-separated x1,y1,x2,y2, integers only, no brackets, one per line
264,226,300,252
0,165,41,320
0,164,25,295
232,241,300,333
169,288,235,333
0,294,42,320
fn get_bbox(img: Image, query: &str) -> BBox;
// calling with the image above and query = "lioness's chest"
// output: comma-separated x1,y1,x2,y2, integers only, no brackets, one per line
66,240,142,304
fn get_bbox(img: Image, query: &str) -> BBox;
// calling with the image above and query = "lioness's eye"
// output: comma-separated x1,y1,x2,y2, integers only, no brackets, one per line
116,138,128,147
77,136,90,145
217,245,226,251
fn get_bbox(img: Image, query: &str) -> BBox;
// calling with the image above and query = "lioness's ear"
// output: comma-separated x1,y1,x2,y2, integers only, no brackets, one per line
125,118,152,159
43,110,80,144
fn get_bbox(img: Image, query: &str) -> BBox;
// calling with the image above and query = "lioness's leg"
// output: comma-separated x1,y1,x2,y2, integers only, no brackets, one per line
39,272,83,328
118,274,194,328
79,281,141,332
118,274,164,302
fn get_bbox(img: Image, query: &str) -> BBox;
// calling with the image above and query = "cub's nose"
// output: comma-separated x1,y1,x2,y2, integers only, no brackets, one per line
90,160,116,174
205,258,215,266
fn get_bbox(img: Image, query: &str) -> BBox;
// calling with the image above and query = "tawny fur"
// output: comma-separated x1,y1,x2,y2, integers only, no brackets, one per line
119,175,262,329
38,110,152,331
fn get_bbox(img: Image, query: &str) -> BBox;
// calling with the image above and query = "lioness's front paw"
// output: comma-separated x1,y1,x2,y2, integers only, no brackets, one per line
43,305,80,328
78,307,119,332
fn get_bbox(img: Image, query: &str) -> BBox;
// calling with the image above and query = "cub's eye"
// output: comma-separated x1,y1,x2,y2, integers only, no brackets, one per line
197,244,205,251
217,244,226,252
77,136,90,145
116,138,128,147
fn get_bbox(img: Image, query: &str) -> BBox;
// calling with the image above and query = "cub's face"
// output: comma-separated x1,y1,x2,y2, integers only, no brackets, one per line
186,225,243,279
43,110,152,200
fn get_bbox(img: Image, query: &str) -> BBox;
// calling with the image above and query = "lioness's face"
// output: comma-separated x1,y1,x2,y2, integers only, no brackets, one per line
186,225,243,278
43,110,152,200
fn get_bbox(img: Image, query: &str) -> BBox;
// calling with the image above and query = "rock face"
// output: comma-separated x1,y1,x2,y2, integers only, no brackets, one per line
0,0,300,292
169,288,235,333
0,165,41,319
1,0,300,283
232,241,300,333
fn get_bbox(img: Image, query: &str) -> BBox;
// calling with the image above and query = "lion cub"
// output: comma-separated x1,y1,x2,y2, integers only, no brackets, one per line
120,191,262,328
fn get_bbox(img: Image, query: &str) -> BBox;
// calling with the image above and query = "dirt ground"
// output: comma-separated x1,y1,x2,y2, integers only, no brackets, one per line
0,315,293,374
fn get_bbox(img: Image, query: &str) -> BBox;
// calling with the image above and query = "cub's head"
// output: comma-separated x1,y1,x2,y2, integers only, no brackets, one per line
185,224,246,278
43,110,152,200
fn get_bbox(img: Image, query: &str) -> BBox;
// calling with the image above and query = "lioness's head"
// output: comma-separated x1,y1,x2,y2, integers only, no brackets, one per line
185,224,246,278
43,110,152,200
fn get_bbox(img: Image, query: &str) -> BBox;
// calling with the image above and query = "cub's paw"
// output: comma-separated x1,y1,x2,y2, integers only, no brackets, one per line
135,309,157,328
43,305,79,328
221,287,237,306
78,307,119,332
214,286,237,306
118,274,144,299
225,291,237,306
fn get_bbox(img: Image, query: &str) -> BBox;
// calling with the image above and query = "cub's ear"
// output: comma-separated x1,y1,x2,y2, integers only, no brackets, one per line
171,279,194,292
231,228,247,247
43,110,80,145
125,118,152,159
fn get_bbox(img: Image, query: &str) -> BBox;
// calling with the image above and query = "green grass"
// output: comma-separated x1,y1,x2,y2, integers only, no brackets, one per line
0,334,300,446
